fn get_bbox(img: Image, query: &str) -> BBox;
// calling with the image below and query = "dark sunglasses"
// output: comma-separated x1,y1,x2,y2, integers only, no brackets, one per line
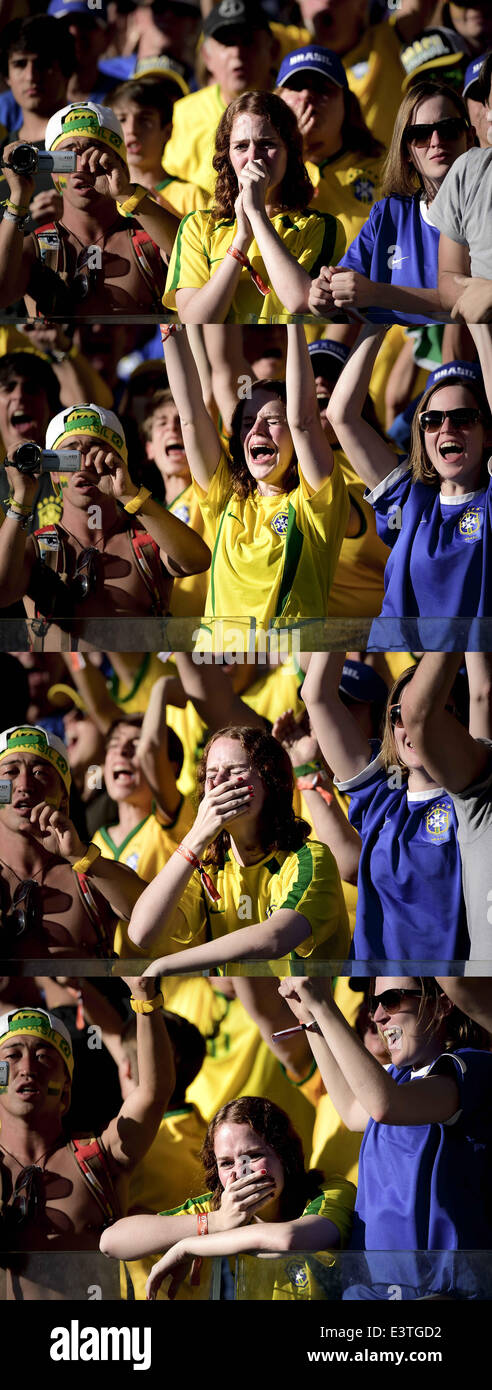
419,406,482,433
9,879,41,939
368,988,423,1017
404,116,467,147
6,1164,46,1231
70,547,99,603
72,248,101,303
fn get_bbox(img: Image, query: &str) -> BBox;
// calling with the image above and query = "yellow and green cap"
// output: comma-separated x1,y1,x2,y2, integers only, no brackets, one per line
0,724,71,795
46,404,128,466
0,1008,74,1080
45,101,129,170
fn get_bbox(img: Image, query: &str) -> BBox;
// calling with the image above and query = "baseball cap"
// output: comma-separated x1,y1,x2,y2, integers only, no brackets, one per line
463,52,491,99
0,1007,74,1080
46,404,128,465
339,660,389,706
308,339,350,376
133,54,190,96
426,359,483,390
0,724,71,795
276,45,347,91
401,28,466,92
203,0,270,40
47,0,108,23
45,102,128,170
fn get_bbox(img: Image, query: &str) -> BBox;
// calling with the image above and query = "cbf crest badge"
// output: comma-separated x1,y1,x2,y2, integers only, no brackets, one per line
425,800,451,842
458,507,483,543
271,511,289,537
285,1260,309,1291
353,176,375,204
173,504,190,525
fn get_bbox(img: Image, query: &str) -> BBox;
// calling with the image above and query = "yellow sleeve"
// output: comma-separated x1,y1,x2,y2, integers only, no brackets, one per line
164,211,211,310
296,456,350,550
170,872,208,946
304,1177,356,1246
273,840,350,959
192,450,234,535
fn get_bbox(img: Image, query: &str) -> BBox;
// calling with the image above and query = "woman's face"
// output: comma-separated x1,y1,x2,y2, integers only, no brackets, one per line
240,388,293,489
214,1121,285,1211
205,736,265,822
405,93,469,190
371,977,443,1069
387,695,426,773
422,384,486,490
229,112,288,198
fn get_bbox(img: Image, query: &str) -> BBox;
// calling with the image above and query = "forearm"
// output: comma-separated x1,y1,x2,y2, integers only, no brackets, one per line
174,1217,339,1259
100,1211,224,1260
309,997,396,1122
145,912,307,974
138,683,181,818
176,251,244,323
304,1027,368,1130
302,652,371,782
133,193,179,259
60,657,119,735
369,282,444,317
120,489,210,574
231,977,313,1079
0,514,30,603
327,327,394,488
134,1000,175,1109
0,222,27,309
401,654,463,730
71,855,145,920
438,268,469,312
465,653,492,740
163,329,221,487
203,325,251,433
302,789,361,884
249,211,311,313
127,845,197,947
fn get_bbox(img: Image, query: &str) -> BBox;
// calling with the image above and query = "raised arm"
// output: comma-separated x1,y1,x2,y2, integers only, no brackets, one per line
326,325,397,489
467,324,492,414
301,653,373,784
229,976,313,1080
202,325,253,435
136,675,181,820
174,652,266,733
434,978,492,1034
272,708,361,884
278,980,369,1131
285,326,334,488
0,145,37,310
280,978,460,1126
163,327,222,489
400,653,489,793
101,976,175,1176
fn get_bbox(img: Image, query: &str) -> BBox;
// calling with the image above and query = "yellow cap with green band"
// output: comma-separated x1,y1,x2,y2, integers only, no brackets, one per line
0,724,71,795
0,1008,74,1079
46,404,128,466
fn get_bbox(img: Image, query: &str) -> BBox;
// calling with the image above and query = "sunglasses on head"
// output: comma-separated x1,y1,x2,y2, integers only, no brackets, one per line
419,406,482,433
368,988,422,1017
5,1164,46,1233
404,116,467,146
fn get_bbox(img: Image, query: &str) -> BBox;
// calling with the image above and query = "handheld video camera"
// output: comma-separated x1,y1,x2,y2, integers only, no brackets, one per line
0,779,12,804
4,144,77,177
10,443,81,476
0,1061,9,1087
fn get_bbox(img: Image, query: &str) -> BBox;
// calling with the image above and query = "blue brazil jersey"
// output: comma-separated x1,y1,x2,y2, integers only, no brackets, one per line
366,460,492,650
345,1049,492,1300
336,744,469,964
339,194,438,325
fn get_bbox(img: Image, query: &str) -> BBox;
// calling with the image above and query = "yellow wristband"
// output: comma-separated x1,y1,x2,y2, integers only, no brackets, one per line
130,991,164,1014
72,842,101,874
124,485,152,515
116,184,148,216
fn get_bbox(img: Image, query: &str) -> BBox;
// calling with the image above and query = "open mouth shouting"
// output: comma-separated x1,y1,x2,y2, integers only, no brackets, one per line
439,439,465,462
10,411,40,438
383,1026,403,1051
249,443,277,464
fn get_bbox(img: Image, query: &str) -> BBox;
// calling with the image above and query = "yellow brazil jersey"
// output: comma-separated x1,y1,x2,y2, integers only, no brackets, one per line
155,175,210,219
173,838,350,972
306,151,382,252
164,208,346,325
123,1103,208,1302
244,659,304,726
164,978,316,1157
162,83,226,198
326,448,389,619
343,17,405,150
167,482,210,618
92,796,194,957
194,451,349,631
154,1179,355,1301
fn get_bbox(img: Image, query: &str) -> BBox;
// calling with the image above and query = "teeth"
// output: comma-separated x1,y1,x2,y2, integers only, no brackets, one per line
251,446,274,459
383,1027,403,1048
440,443,463,456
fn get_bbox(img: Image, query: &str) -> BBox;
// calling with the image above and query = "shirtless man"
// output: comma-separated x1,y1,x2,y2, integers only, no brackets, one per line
0,723,144,958
0,980,174,1299
0,403,211,649
0,101,179,317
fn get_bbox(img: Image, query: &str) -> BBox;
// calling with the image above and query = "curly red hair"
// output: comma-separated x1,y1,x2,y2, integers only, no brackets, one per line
211,90,314,221
195,724,310,869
